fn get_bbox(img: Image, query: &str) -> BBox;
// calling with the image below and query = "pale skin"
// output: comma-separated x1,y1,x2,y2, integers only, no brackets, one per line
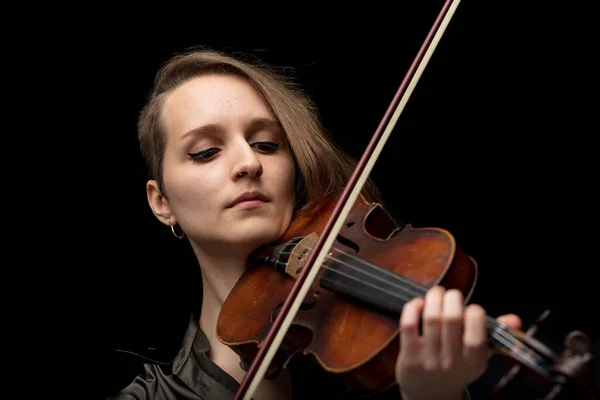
146,73,522,400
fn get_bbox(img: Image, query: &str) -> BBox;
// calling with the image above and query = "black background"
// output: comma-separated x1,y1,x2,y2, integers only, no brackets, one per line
3,1,598,398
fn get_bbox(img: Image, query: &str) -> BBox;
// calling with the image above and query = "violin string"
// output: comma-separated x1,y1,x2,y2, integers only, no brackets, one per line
282,243,429,298
321,246,548,369
294,246,546,369
276,243,548,369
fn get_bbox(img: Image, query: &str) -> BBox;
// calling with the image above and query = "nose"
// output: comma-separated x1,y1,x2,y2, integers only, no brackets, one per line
231,143,263,179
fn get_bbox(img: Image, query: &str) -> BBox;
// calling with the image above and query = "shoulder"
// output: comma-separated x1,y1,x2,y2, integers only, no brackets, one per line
107,362,197,400
106,313,238,399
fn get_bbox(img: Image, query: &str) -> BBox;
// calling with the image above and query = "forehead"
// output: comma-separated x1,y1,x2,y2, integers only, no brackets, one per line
161,73,274,130
170,73,259,103
160,74,277,144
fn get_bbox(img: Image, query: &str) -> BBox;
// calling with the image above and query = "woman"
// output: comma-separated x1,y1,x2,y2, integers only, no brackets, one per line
109,48,521,399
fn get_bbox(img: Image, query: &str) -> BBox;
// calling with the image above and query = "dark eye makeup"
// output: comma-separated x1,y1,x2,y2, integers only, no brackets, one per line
187,141,280,161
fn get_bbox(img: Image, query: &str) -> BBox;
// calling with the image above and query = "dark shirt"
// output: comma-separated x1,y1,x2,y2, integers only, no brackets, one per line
107,314,470,400
106,313,406,399
107,313,240,399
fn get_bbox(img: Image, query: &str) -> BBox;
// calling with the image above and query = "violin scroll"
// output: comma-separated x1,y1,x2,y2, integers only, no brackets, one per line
492,310,598,400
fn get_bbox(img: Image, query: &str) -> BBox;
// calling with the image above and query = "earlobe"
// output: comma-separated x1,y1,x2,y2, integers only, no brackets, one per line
146,180,173,225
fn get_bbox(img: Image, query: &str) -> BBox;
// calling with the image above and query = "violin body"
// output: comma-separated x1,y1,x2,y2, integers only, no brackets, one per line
216,190,479,396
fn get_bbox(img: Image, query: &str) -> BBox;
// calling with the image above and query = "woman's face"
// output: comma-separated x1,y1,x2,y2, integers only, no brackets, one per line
149,73,297,257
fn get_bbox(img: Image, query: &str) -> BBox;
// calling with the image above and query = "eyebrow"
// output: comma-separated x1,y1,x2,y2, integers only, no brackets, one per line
179,117,282,142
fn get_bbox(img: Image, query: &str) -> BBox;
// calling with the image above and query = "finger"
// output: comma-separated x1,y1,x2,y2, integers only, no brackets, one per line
422,285,444,368
399,296,425,361
497,313,522,331
462,304,489,376
440,289,464,370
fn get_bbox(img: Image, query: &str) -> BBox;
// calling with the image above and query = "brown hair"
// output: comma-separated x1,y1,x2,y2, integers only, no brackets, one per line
137,47,380,216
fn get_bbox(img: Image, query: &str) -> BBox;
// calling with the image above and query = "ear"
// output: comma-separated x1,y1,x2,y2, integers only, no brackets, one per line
146,179,174,226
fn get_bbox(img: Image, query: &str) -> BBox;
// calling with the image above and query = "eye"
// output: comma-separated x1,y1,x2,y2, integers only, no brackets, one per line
187,148,219,161
253,141,280,152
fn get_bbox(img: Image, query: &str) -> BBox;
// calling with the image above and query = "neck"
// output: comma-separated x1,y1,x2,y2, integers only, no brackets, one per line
192,245,294,398
193,246,249,332
189,245,249,383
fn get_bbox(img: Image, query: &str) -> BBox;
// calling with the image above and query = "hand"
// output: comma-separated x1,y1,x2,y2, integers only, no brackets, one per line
394,286,521,400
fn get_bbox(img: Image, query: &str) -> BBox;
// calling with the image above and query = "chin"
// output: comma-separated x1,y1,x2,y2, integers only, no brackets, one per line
238,222,285,248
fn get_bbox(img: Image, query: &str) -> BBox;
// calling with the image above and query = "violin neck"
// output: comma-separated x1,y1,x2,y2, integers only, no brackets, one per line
319,256,556,377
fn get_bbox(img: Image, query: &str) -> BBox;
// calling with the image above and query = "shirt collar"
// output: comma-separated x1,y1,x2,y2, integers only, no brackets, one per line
172,312,240,398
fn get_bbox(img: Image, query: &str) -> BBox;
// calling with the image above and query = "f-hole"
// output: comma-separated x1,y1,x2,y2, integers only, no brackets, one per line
336,221,360,254
364,204,400,240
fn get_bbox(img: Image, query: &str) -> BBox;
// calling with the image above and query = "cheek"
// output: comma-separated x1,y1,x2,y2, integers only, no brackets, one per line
164,167,221,210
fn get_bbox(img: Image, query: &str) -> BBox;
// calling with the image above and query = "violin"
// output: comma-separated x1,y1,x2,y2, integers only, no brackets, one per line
217,191,598,399
216,0,599,398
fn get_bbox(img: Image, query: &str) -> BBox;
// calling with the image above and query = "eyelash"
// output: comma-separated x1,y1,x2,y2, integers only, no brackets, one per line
187,141,280,161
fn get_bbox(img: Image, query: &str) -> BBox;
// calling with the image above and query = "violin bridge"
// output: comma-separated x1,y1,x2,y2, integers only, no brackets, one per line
285,232,319,278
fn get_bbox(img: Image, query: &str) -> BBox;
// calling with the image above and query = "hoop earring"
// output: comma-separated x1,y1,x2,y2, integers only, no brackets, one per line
168,217,185,240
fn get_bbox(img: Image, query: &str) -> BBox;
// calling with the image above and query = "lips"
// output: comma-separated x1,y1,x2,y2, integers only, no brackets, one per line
228,191,269,208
